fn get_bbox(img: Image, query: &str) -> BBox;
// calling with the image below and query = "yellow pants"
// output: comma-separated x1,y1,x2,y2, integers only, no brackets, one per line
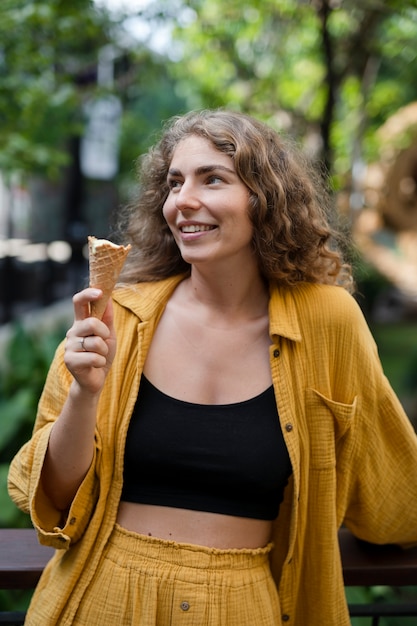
73,523,281,625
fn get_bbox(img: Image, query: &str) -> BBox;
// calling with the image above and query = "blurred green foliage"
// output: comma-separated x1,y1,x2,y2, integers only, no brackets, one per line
371,323,417,401
2,0,417,190
0,0,187,185
346,585,417,626
0,0,113,177
0,323,65,528
165,0,417,183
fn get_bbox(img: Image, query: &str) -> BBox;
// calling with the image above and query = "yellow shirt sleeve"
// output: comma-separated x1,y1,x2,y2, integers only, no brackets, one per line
7,341,101,549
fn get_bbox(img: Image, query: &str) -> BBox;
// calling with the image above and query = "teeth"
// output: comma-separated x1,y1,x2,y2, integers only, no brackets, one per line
181,225,215,233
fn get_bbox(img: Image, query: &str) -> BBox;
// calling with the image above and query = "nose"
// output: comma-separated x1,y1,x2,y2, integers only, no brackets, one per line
174,181,201,211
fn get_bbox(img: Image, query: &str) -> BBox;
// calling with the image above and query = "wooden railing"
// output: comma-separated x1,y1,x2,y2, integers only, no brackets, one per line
339,528,417,623
1,528,417,624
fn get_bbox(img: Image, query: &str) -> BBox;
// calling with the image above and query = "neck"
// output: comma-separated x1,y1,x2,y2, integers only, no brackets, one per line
185,264,269,321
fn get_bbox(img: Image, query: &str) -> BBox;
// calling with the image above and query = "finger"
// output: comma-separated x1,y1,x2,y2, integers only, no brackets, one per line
72,288,103,321
76,335,109,357
65,344,108,373
78,336,87,352
66,315,111,347
101,299,114,329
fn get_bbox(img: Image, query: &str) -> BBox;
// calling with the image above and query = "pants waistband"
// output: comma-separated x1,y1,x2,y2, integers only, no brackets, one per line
111,523,273,571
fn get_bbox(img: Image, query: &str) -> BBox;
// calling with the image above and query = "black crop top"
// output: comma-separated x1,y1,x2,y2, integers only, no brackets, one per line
121,376,292,521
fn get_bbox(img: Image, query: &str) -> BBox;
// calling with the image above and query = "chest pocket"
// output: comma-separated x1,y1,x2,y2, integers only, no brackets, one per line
306,388,357,469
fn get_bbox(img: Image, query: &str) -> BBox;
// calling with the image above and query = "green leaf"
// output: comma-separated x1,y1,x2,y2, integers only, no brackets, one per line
0,389,35,449
0,463,31,528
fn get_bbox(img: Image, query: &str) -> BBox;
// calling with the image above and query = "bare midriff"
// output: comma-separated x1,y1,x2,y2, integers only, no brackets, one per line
116,501,273,549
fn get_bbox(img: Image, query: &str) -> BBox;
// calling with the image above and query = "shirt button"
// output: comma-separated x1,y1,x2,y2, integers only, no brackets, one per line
282,614,290,622
273,348,280,357
69,517,76,525
180,601,190,611
285,423,293,432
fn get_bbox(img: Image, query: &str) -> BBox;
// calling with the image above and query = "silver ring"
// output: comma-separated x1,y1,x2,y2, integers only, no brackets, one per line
79,337,87,352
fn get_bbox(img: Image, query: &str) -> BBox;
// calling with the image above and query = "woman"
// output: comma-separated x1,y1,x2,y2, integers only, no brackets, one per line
8,109,417,625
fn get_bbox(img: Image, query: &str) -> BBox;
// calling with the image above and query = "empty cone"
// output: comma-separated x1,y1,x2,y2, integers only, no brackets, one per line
88,236,131,319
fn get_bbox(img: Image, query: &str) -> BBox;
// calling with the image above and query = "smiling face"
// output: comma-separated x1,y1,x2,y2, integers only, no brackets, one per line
162,135,255,271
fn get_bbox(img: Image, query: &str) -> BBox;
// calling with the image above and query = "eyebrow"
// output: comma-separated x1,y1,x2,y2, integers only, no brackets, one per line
167,164,236,177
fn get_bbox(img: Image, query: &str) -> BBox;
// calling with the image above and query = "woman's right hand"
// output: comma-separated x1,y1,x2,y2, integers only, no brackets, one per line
64,288,117,396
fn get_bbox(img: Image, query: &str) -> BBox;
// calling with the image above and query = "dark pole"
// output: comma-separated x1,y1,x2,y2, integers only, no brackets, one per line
64,135,88,293
1,192,17,323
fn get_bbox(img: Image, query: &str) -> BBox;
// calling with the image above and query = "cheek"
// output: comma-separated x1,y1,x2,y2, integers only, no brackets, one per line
162,200,174,226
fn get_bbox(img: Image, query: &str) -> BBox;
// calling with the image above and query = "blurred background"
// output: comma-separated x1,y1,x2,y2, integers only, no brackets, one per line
0,0,417,622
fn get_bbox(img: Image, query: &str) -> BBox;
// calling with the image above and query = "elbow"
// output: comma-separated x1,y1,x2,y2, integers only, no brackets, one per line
40,471,81,513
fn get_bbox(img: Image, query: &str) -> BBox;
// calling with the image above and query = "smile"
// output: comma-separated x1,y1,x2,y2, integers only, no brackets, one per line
180,225,216,233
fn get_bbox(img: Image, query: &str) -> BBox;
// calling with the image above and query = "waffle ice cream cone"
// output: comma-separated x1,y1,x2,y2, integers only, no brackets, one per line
88,236,131,319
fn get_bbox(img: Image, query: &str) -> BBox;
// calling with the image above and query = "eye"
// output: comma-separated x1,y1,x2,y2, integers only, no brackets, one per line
206,174,223,185
167,178,182,190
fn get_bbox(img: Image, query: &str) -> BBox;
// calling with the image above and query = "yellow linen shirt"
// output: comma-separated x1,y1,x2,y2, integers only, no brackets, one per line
8,276,417,625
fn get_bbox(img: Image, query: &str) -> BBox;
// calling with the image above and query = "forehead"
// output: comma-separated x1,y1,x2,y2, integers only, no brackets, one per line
169,135,234,169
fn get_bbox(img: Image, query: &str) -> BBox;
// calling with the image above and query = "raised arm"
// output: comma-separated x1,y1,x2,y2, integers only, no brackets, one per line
40,288,117,512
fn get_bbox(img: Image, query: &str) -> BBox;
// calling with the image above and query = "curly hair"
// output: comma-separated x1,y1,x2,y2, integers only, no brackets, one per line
116,109,353,290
